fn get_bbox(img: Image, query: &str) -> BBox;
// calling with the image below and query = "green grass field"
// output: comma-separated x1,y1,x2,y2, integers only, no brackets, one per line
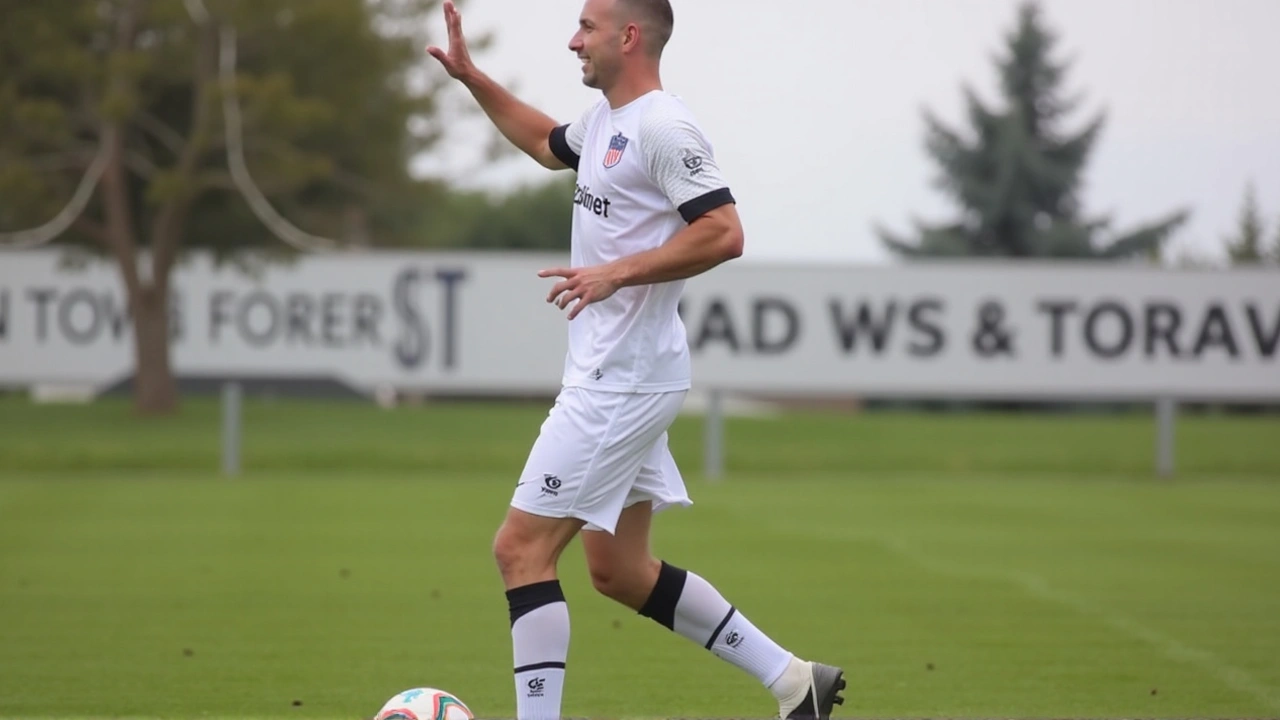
1,396,1279,719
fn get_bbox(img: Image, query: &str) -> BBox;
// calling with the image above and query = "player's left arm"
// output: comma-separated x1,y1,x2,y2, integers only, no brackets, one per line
612,112,744,284
540,113,742,319
608,202,743,286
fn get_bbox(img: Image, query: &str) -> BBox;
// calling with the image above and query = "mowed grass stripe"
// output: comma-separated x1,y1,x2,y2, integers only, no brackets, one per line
2,396,1279,477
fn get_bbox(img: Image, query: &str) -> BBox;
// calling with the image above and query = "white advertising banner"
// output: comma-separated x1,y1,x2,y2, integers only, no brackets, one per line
0,250,1276,400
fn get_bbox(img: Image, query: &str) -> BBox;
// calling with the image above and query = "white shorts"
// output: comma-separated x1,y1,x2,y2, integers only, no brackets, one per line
509,387,691,535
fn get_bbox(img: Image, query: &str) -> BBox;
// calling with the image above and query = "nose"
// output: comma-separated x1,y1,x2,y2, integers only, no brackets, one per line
568,31,583,52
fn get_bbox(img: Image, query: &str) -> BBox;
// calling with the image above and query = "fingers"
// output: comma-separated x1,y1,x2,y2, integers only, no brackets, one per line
428,1,462,69
557,286,586,311
425,46,459,77
541,269,573,302
546,282,567,304
539,268,597,319
546,273,579,303
445,1,463,42
546,282,592,319
566,293,594,320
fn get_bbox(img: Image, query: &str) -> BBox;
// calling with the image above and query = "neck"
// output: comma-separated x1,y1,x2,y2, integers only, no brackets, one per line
604,66,662,109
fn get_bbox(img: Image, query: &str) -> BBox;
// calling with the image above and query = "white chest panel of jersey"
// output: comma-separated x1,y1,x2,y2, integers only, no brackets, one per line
549,90,734,393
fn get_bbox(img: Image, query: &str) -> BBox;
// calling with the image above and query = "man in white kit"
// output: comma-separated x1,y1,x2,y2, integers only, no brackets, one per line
427,1,845,717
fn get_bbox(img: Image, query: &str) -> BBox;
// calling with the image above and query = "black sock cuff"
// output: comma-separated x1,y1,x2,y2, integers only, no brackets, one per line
506,579,565,627
637,560,688,630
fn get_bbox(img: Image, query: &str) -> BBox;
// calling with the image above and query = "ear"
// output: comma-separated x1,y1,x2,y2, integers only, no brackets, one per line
622,22,642,52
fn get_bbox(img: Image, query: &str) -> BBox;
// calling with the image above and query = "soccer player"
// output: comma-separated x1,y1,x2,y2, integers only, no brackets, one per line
427,1,845,718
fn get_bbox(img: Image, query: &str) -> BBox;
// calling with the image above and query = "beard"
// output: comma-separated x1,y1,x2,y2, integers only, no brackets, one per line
579,56,612,89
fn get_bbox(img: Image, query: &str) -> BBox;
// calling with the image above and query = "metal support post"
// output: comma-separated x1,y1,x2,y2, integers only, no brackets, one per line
222,381,242,477
704,389,724,481
1156,396,1176,478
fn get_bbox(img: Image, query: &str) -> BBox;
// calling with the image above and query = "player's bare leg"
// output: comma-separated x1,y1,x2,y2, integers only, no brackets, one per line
580,502,661,608
582,502,846,719
493,508,585,720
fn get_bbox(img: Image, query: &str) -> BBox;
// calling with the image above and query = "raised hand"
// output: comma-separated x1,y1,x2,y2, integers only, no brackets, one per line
425,1,475,80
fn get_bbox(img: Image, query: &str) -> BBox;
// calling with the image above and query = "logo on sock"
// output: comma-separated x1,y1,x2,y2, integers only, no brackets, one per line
725,630,743,648
526,677,545,697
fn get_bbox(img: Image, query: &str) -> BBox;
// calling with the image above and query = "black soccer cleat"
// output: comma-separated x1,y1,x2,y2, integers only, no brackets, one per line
783,661,846,719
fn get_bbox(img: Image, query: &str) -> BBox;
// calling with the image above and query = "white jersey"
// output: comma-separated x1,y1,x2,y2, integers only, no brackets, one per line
548,90,734,393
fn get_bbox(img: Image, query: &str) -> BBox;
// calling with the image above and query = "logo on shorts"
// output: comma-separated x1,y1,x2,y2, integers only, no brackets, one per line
603,132,629,168
590,368,603,381
541,474,561,497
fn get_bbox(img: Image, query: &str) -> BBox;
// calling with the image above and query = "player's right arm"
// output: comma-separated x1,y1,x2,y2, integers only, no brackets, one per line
426,1,571,171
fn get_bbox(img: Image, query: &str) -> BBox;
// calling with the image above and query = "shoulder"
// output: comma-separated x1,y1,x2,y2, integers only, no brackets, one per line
564,98,609,139
578,98,610,127
636,93,717,175
637,93,706,141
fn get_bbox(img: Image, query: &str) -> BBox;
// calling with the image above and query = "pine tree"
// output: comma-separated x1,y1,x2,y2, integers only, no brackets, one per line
877,1,1188,259
1224,183,1266,265
1272,212,1280,265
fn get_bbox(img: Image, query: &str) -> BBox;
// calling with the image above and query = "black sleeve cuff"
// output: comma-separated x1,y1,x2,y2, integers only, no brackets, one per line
677,188,735,223
548,125,580,171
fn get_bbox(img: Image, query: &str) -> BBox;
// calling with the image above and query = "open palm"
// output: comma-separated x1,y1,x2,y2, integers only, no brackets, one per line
426,1,474,79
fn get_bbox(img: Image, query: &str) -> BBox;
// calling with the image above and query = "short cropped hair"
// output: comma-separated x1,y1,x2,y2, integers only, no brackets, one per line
617,0,674,56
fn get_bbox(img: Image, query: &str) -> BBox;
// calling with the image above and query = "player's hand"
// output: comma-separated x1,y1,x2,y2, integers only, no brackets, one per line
425,1,475,80
539,265,620,321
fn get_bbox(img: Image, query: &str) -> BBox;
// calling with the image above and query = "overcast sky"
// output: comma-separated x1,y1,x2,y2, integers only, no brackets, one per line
414,0,1280,266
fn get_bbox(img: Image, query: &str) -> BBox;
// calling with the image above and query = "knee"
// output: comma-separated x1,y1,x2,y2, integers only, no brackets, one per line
588,563,622,600
492,524,528,578
590,556,659,606
493,517,567,583
492,509,585,587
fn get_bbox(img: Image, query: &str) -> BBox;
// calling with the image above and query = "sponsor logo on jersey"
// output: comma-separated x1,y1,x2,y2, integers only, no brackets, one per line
574,184,612,218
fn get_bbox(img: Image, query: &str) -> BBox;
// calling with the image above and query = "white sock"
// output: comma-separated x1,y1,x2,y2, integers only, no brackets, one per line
508,581,569,720
640,562,793,688
772,655,816,707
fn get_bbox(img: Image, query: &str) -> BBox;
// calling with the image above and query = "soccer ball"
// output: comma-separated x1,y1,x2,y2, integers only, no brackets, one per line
374,688,474,720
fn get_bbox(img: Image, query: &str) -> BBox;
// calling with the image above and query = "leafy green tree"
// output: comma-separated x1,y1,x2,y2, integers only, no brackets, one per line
430,177,574,251
0,0,475,414
877,0,1188,259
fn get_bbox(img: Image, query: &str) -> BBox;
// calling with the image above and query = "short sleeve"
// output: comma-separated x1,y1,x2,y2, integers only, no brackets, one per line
548,102,599,171
639,108,735,223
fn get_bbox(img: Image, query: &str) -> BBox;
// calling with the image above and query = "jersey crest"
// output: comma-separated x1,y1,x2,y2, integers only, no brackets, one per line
603,132,630,168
